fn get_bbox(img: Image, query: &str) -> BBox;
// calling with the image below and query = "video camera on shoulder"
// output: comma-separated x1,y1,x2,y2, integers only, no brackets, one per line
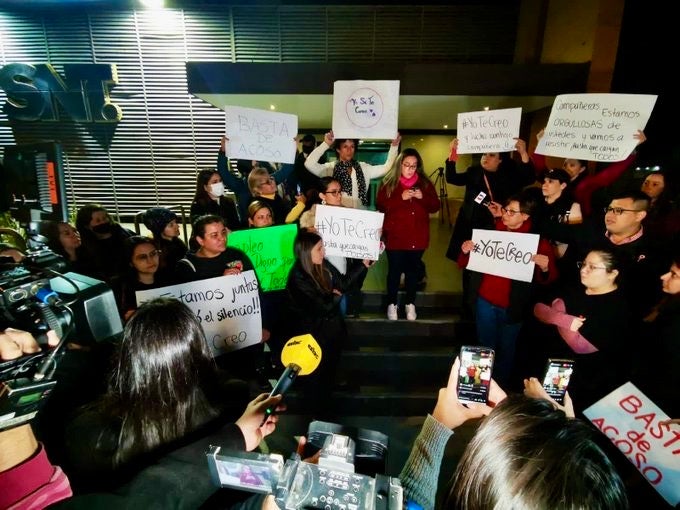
0,241,123,432
207,421,403,510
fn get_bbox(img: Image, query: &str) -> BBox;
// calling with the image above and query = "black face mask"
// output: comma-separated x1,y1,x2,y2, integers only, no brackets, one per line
92,222,113,234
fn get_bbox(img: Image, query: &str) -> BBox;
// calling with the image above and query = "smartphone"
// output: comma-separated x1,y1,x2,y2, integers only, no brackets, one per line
457,345,494,404
473,191,491,207
296,184,302,195
541,358,574,405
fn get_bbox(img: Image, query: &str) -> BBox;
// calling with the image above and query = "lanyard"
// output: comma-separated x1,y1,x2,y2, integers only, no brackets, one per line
482,172,495,203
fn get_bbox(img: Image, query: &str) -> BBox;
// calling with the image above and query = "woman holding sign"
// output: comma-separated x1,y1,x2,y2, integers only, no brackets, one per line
377,148,440,321
459,192,558,387
304,131,401,209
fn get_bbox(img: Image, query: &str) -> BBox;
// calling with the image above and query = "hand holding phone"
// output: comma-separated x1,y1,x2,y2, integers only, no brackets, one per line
541,358,574,405
456,345,495,405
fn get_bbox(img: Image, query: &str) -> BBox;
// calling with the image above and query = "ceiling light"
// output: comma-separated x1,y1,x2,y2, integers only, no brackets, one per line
269,104,276,110
443,124,448,129
483,106,490,111
140,0,164,8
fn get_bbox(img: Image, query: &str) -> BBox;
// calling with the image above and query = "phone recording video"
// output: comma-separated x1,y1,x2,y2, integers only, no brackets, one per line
541,358,574,405
457,346,494,404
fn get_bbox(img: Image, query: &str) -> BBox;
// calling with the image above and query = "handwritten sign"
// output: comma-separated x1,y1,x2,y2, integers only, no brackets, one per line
466,229,539,282
332,80,399,139
136,271,261,356
224,105,298,164
314,204,384,260
456,107,522,154
535,93,657,162
227,224,297,292
584,382,680,506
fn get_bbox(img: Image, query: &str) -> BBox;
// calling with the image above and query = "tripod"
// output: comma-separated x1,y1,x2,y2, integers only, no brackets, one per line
429,167,451,227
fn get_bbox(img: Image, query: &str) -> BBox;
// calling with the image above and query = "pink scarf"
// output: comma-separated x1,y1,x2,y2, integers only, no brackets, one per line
400,174,418,188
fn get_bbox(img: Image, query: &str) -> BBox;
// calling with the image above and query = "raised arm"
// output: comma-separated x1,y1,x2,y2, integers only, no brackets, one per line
304,131,335,177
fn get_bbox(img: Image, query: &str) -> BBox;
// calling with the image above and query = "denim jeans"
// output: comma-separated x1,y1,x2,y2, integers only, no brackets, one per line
475,296,522,387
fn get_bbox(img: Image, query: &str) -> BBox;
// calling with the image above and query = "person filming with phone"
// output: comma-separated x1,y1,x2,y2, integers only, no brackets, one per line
398,353,628,510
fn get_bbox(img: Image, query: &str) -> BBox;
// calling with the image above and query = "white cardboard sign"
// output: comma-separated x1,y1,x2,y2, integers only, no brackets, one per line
224,105,298,164
314,204,384,260
332,80,399,139
583,382,680,507
456,107,522,154
535,93,657,162
136,271,262,356
466,229,539,283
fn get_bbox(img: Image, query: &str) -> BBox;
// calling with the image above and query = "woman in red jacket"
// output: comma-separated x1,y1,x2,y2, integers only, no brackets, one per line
377,148,440,321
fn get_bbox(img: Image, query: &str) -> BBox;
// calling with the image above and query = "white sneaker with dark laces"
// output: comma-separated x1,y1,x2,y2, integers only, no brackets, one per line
405,303,417,321
387,304,398,321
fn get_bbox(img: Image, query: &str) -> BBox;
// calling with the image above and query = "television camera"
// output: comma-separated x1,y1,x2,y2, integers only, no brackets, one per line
207,421,403,510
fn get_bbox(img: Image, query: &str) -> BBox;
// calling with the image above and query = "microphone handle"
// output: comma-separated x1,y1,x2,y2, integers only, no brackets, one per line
268,363,301,399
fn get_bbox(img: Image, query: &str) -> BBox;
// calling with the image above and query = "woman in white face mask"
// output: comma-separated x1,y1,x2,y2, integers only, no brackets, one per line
190,169,242,231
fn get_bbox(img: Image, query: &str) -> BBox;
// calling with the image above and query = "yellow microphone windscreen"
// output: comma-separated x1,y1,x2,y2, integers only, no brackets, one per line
280,334,322,375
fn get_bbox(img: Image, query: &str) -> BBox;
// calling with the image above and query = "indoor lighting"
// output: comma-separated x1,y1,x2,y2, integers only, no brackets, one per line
140,0,164,8
483,106,490,111
269,104,276,110
443,124,448,129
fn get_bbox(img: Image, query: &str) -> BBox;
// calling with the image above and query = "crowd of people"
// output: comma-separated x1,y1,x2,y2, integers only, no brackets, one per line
1,127,679,509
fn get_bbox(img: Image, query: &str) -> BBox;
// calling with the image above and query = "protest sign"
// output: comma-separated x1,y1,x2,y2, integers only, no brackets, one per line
136,271,261,356
535,93,657,162
583,382,680,506
456,107,522,154
466,229,539,282
224,105,298,164
332,80,399,139
314,204,384,260
227,224,297,291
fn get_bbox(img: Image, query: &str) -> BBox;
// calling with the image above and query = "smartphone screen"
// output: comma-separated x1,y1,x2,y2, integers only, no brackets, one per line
457,346,494,404
541,359,574,404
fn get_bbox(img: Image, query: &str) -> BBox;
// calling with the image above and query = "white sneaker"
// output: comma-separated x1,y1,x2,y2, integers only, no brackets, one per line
387,304,398,321
405,303,417,321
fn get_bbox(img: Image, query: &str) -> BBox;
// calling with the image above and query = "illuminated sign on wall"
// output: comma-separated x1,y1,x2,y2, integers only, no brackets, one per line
0,63,122,122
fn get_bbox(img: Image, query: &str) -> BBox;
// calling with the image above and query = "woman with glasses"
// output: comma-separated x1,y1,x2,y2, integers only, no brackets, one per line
247,167,305,225
190,168,242,231
112,236,168,321
377,148,440,321
459,192,558,387
533,249,631,408
444,137,535,319
304,131,401,209
299,177,368,317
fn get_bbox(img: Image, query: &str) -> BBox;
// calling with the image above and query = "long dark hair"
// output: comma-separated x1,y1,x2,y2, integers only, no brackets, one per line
294,230,331,292
193,169,219,204
104,297,220,466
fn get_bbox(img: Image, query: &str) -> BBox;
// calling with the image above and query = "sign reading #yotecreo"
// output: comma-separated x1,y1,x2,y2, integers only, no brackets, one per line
332,80,400,140
535,93,657,162
466,229,539,283
314,204,384,260
227,224,297,292
456,107,522,154
136,271,262,356
584,382,679,507
224,105,298,164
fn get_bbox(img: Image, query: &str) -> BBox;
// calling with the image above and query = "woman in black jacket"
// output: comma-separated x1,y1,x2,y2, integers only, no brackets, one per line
190,169,241,231
283,230,370,415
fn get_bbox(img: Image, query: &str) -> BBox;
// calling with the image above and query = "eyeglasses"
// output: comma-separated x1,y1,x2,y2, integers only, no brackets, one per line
501,207,522,216
402,163,418,170
135,250,160,262
577,261,607,272
604,206,642,215
324,189,342,196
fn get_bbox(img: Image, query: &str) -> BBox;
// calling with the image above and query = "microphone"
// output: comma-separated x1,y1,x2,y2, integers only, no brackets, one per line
261,334,322,424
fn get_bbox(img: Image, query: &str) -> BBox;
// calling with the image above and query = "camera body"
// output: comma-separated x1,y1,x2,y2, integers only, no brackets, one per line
208,429,402,510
